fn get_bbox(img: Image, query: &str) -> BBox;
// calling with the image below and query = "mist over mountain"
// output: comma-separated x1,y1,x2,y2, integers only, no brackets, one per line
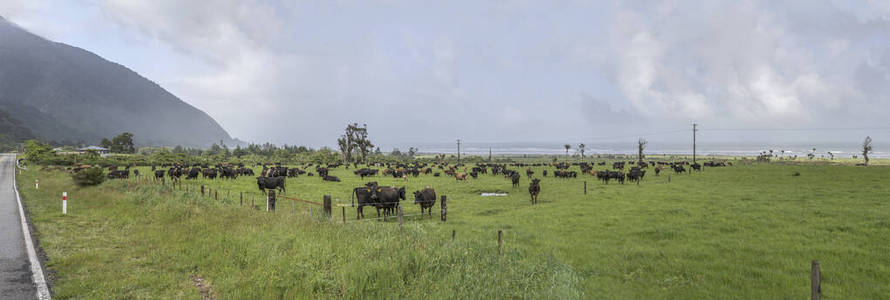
0,15,236,147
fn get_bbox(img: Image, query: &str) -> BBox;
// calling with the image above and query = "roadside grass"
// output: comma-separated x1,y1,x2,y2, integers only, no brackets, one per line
16,161,890,298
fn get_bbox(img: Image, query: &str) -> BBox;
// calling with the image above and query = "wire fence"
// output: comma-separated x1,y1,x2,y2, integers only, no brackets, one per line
114,175,449,224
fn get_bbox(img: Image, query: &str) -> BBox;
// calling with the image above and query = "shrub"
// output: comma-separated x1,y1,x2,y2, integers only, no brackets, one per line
72,167,106,186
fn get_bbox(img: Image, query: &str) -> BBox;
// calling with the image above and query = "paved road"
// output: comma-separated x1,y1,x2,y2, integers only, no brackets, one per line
0,154,38,299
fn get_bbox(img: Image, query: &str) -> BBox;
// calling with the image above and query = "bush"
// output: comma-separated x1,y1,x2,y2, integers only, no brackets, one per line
72,167,106,186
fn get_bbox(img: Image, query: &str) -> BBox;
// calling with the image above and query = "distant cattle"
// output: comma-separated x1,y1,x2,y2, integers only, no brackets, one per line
186,168,200,180
626,167,646,184
454,173,468,181
528,179,541,204
511,173,521,187
323,175,341,182
597,170,625,184
107,170,129,180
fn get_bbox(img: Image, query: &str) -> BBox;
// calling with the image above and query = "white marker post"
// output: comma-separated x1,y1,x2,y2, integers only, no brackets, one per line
62,192,67,214
35,179,39,190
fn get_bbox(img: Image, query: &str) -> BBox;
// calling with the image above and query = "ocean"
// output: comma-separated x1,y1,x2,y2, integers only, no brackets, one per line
380,142,888,159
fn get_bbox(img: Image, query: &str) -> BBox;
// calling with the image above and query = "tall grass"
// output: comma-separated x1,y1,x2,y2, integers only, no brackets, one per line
16,161,890,298
18,168,582,299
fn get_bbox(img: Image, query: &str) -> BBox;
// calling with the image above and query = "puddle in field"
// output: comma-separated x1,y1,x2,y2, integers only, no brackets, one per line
480,193,508,197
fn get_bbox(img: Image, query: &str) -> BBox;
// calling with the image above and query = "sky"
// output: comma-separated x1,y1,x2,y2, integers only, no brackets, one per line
2,0,890,149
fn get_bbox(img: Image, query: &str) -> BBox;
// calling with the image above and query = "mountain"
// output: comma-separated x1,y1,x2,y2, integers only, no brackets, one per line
0,108,35,151
0,16,237,147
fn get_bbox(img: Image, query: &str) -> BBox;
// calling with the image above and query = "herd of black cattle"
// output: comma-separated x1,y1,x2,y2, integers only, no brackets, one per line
97,159,731,220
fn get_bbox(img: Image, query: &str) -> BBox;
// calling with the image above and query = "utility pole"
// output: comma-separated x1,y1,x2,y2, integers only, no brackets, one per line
489,147,492,162
693,123,697,163
456,139,461,163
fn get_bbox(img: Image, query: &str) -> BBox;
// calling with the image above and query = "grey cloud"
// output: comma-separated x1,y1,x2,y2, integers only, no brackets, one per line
7,0,890,146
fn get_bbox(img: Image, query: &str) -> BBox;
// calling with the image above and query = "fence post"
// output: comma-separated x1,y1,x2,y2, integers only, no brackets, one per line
497,230,503,256
452,230,455,242
215,190,218,202
323,195,332,219
342,207,346,224
584,181,587,195
252,194,255,208
398,206,404,232
812,260,821,300
201,185,205,197
441,195,447,222
240,192,243,205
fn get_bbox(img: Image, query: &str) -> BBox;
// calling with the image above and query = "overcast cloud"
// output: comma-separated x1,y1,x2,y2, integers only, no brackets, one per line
2,0,890,147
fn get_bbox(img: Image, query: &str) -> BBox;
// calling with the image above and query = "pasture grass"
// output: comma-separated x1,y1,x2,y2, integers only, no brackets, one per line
16,160,890,299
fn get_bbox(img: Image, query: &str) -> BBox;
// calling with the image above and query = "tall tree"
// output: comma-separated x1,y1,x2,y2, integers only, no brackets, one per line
99,138,112,149
564,144,571,159
863,136,873,166
637,138,647,164
110,132,135,153
338,123,374,163
578,143,586,159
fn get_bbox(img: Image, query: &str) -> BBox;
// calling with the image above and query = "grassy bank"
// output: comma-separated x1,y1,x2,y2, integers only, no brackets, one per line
16,162,890,298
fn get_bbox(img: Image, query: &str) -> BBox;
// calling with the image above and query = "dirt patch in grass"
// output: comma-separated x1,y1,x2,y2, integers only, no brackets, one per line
190,275,216,300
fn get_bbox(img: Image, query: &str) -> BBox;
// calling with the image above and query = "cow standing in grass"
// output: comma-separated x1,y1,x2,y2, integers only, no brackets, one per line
511,173,521,188
374,186,406,220
454,172,468,181
257,176,286,194
528,179,541,204
352,182,379,219
413,188,436,217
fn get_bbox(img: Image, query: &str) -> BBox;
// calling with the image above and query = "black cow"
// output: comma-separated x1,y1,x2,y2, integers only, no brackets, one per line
528,179,541,204
352,182,380,219
627,167,646,184
413,188,436,217
186,168,200,180
256,176,286,194
374,186,406,220
154,170,165,180
107,170,129,179
511,173,521,187
323,175,341,182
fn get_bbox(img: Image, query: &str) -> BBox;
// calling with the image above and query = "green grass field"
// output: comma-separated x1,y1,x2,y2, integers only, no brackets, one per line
15,160,890,299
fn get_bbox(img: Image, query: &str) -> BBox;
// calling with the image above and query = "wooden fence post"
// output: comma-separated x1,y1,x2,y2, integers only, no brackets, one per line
342,207,346,224
201,185,205,197
323,195,332,219
452,230,455,242
497,230,503,256
441,195,447,222
215,190,218,201
240,192,243,205
812,260,821,300
584,181,587,195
